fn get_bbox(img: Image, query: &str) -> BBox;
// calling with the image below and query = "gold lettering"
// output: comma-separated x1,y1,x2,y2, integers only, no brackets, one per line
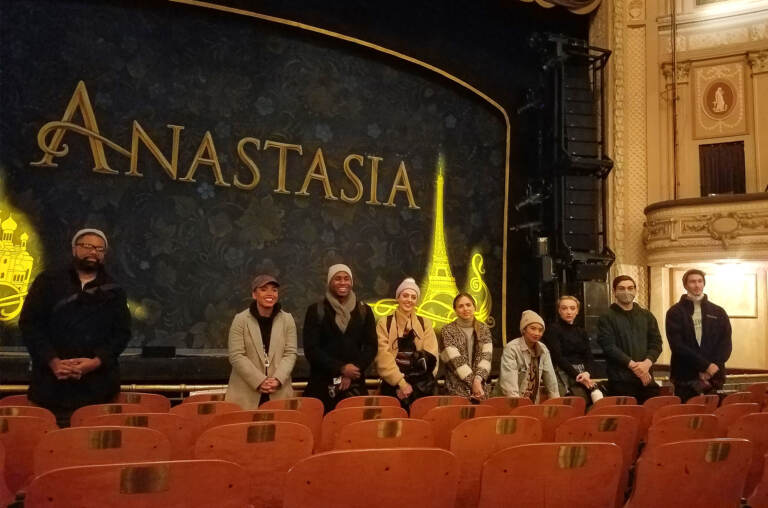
296,148,338,200
263,140,302,194
340,154,364,204
127,122,184,179
233,137,261,190
366,155,383,205
31,80,119,173
179,131,231,187
385,160,419,209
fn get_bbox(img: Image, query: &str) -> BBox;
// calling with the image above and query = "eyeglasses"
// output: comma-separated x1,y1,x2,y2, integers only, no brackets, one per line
76,243,106,253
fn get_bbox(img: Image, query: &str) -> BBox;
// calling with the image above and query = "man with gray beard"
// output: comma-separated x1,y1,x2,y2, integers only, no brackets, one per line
19,228,131,426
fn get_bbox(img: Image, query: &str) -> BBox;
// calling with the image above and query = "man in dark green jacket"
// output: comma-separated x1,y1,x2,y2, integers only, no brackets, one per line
597,275,663,402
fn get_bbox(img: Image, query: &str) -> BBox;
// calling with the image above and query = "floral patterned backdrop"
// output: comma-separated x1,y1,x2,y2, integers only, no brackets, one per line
0,0,506,350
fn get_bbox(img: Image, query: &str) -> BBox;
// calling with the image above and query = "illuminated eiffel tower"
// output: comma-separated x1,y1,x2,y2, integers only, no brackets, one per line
418,155,459,319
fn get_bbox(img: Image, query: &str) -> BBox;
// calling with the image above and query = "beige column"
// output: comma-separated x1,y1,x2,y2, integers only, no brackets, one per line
748,50,768,193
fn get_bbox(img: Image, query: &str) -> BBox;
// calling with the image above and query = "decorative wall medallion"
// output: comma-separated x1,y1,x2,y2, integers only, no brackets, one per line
703,81,734,119
693,63,746,139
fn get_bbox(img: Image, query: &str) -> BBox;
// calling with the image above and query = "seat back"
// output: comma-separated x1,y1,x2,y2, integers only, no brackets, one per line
195,421,313,508
116,392,171,412
686,394,719,412
423,404,496,449
479,396,532,415
335,395,401,409
25,459,251,507
259,397,323,448
83,412,195,459
283,448,458,508
748,454,768,508
510,404,578,441
168,401,241,438
70,403,144,427
0,442,14,508
626,438,752,508
556,415,640,471
651,404,709,425
478,442,623,508
747,383,768,409
0,416,57,492
728,412,768,497
182,392,227,404
722,391,756,405
592,395,637,410
645,414,720,456
0,405,56,426
335,418,434,449
409,396,470,419
643,396,682,427
206,409,311,432
544,396,586,416
450,416,542,507
0,395,32,407
714,403,760,434
319,406,407,451
34,426,171,475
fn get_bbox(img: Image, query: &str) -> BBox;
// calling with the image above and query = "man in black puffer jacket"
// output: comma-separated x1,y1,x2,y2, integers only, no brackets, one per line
666,269,731,402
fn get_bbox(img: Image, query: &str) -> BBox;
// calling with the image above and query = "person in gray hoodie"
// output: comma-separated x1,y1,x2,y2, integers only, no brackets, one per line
597,275,663,403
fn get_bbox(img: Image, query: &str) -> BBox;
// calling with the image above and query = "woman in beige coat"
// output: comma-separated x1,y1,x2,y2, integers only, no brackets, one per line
225,274,297,409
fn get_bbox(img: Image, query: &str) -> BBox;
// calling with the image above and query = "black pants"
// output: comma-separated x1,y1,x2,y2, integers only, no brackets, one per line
607,379,660,403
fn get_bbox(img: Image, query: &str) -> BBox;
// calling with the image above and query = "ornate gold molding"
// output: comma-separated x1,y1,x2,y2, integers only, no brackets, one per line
748,50,768,74
644,195,768,263
662,61,692,84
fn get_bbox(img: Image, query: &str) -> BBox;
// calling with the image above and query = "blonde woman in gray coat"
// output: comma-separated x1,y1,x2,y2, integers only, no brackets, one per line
225,274,297,409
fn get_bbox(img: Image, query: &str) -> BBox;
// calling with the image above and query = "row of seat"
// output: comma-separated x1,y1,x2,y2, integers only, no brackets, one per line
7,438,768,508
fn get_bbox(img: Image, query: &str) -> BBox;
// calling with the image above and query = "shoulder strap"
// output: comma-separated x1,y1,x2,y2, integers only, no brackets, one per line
416,315,425,329
386,314,393,330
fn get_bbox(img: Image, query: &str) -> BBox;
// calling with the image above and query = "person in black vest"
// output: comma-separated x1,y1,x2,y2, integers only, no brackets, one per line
19,228,131,427
302,264,377,413
666,269,732,402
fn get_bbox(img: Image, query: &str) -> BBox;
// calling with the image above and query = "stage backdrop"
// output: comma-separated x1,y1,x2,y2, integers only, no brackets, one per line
0,0,508,351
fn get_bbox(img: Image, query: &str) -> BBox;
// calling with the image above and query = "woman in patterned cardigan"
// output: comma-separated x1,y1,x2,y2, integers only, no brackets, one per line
439,293,493,399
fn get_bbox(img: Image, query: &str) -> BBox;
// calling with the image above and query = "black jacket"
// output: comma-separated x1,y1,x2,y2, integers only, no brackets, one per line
302,299,377,411
19,267,131,410
541,318,597,379
597,303,663,384
666,294,732,383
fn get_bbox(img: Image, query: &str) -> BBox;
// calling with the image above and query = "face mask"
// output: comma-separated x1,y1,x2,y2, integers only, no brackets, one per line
615,291,635,305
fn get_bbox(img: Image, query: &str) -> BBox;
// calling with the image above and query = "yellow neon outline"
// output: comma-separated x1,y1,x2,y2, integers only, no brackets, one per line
169,0,511,341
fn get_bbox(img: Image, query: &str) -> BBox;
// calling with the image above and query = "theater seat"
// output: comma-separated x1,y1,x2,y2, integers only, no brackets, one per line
33,426,171,475
686,394,719,412
543,396,586,416
642,395,682,428
0,405,57,426
318,406,407,451
727,412,768,497
83,412,195,459
651,403,708,425
510,404,578,442
644,414,720,456
714,402,760,434
24,459,250,507
0,395,32,407
283,448,458,508
335,417,434,449
478,442,623,508
626,438,752,508
747,383,768,409
748,454,768,508
479,396,532,415
334,395,400,409
168,401,241,439
195,421,313,508
182,392,227,404
450,415,542,507
260,397,323,449
409,396,471,419
205,408,312,432
721,391,756,406
70,403,145,427
591,395,637,410
115,392,171,412
0,415,57,492
422,404,496,449
0,442,14,507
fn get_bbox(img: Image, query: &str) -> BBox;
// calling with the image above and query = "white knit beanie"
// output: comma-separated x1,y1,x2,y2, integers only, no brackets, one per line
395,277,420,300
519,310,545,334
71,228,108,249
327,264,353,285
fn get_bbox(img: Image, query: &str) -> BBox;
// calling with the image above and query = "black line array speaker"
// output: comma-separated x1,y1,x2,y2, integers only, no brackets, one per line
563,175,600,253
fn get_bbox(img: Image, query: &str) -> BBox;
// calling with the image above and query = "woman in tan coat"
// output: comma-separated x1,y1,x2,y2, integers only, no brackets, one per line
225,274,297,409
376,278,439,409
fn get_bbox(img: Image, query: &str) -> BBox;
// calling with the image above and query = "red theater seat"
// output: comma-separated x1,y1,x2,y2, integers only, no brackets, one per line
115,392,171,412
409,395,470,419
0,416,57,492
510,404,578,441
83,412,195,459
318,406,407,452
260,397,323,449
714,402,760,434
722,391,756,406
24,459,251,507
479,396,532,415
748,454,768,508
70,403,144,427
727,412,768,497
335,417,434,449
544,396,586,416
747,383,768,409
335,395,401,409
651,403,708,425
686,394,719,412
591,395,637,410
168,401,241,438
0,442,14,507
644,414,720,456
422,404,496,449
0,395,32,407
182,392,227,404
0,405,56,426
